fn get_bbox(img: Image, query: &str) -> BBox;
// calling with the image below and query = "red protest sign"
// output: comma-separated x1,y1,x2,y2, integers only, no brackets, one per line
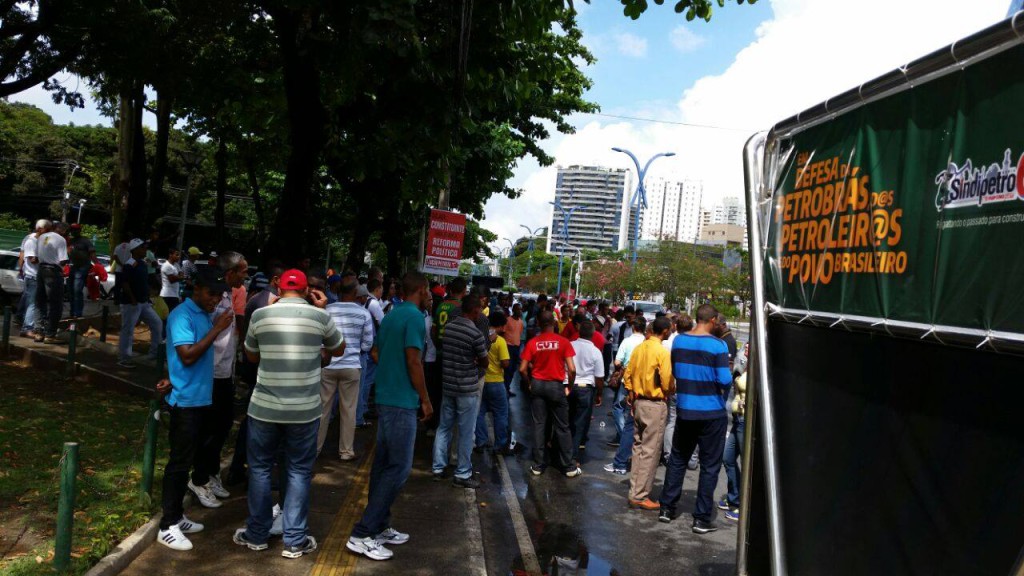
422,209,466,276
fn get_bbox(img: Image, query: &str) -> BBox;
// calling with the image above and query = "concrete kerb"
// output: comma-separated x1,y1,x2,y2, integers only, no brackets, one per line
82,517,161,576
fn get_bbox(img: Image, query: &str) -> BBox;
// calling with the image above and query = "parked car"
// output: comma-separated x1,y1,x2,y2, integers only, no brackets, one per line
0,249,23,301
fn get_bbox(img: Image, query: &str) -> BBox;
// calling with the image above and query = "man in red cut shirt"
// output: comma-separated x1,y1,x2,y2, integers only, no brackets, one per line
520,311,580,478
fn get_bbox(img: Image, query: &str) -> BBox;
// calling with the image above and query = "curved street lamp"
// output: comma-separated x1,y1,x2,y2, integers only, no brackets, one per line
519,224,546,276
611,147,676,269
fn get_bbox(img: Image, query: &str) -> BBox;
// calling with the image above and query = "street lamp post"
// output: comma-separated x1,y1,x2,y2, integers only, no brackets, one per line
611,147,676,269
519,225,545,276
502,238,516,287
76,199,87,224
550,199,584,298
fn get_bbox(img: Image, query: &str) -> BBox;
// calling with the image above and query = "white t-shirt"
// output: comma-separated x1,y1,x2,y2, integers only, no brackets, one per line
615,333,645,368
160,261,181,298
567,338,606,386
212,291,237,379
366,296,384,324
20,233,38,278
36,231,68,265
663,332,679,352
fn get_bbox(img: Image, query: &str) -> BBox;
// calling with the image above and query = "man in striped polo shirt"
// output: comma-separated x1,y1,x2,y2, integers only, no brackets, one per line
235,269,344,559
658,304,733,534
317,279,375,460
431,294,489,488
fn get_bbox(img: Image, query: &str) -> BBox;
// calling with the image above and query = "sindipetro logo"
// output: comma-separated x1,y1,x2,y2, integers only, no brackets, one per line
934,149,1024,211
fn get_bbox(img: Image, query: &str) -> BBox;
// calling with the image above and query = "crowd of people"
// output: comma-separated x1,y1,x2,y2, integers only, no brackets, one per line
15,227,748,561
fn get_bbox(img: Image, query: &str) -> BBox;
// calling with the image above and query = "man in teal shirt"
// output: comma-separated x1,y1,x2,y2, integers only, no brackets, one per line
347,271,434,562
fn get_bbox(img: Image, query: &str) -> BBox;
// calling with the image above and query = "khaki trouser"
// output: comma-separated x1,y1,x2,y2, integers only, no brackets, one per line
316,367,362,458
629,399,668,502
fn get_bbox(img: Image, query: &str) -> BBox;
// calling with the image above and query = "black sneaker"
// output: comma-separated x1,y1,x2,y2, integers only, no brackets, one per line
692,519,718,534
281,536,318,559
452,476,480,489
530,464,546,476
658,508,672,523
432,471,445,482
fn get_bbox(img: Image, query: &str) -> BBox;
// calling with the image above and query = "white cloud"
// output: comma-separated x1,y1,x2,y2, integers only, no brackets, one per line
669,25,706,53
483,0,1010,252
614,32,648,57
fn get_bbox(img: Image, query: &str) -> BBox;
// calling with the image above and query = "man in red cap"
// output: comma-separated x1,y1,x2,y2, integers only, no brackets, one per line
236,269,344,559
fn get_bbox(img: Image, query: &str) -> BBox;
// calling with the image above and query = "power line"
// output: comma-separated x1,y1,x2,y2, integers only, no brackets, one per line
580,112,756,132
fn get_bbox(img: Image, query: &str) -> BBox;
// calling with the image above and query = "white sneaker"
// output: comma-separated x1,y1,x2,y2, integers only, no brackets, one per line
178,515,204,534
270,503,283,536
346,536,393,561
233,528,269,551
188,479,222,508
206,475,230,499
157,524,193,551
375,527,409,545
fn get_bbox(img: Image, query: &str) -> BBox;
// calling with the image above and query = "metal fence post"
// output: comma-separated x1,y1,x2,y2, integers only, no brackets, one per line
100,305,109,342
65,324,77,378
140,399,160,505
54,442,79,572
2,305,10,355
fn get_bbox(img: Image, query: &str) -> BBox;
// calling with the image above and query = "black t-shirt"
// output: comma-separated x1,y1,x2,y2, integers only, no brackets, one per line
70,237,93,268
119,262,150,304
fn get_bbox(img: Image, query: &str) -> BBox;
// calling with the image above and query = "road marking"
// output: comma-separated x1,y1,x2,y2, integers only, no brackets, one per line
310,445,375,576
496,455,541,575
463,489,488,576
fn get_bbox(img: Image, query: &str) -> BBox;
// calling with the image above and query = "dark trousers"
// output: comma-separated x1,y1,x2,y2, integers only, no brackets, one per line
424,361,442,429
161,406,205,529
530,379,573,469
659,414,727,522
193,377,234,485
35,264,63,337
568,385,595,461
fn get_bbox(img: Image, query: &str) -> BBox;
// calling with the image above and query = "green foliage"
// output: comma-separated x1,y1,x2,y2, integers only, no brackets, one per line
0,212,28,231
617,0,757,21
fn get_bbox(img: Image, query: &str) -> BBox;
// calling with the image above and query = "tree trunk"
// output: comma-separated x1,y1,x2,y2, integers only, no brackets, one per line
110,87,135,249
243,141,266,240
263,6,325,262
214,136,227,249
126,81,147,231
147,92,173,227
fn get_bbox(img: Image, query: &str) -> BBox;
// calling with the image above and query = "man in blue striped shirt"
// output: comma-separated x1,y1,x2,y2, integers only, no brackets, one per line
658,304,733,534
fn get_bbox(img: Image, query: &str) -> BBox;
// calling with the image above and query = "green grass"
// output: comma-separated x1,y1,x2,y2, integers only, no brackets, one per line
0,362,166,575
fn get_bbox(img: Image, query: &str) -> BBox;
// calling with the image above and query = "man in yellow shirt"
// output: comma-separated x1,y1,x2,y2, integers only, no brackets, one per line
624,316,675,510
475,311,512,454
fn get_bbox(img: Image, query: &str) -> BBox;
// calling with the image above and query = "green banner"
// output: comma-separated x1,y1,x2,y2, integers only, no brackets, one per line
765,43,1024,334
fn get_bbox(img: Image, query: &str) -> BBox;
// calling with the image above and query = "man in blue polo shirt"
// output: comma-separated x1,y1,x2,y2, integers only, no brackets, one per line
658,303,733,534
155,268,233,551
347,271,434,562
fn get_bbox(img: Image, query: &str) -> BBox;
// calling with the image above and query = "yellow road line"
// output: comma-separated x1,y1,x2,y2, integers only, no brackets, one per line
310,445,375,576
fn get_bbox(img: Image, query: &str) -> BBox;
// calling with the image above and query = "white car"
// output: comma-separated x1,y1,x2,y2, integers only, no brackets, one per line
0,250,22,299
627,300,664,322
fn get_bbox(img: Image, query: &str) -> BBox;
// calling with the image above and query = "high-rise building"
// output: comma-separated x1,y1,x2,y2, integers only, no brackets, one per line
635,177,703,243
697,196,747,246
547,165,631,253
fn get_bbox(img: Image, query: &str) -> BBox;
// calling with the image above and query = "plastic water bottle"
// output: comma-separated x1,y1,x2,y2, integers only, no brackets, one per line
599,421,605,428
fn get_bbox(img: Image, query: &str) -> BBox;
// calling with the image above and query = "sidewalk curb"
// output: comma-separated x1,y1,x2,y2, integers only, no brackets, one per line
82,516,160,576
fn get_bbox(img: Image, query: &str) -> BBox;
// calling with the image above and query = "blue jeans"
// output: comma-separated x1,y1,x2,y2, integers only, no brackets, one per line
503,345,521,391
357,352,377,425
244,417,319,547
612,385,626,437
432,393,481,479
723,415,745,508
659,414,727,522
352,405,417,539
19,276,38,332
119,302,162,361
70,266,88,318
568,385,595,461
475,382,510,449
613,394,635,469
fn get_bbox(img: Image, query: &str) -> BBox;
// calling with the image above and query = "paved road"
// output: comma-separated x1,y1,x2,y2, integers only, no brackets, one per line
119,368,739,576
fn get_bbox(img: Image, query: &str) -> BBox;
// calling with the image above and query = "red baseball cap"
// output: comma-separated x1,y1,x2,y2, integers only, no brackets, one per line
280,269,308,291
